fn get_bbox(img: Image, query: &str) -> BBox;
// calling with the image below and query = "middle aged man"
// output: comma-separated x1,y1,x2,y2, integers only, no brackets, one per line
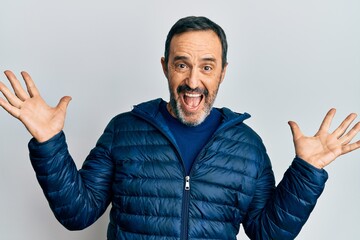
0,16,359,240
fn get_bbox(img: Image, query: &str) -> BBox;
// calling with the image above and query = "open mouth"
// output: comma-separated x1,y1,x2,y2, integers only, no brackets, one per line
182,92,204,111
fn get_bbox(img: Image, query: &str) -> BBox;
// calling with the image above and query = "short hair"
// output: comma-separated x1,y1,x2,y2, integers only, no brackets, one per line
164,16,228,69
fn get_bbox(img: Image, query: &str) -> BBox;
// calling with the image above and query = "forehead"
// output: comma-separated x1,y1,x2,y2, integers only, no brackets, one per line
169,30,222,58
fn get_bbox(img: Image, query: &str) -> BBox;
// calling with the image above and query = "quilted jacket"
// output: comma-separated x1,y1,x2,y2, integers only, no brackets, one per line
28,98,328,240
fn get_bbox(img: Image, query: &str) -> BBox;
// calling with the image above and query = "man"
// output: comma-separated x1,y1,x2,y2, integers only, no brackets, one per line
0,16,359,240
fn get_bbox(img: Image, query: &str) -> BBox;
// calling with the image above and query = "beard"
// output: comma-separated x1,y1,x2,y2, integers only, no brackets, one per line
168,83,219,127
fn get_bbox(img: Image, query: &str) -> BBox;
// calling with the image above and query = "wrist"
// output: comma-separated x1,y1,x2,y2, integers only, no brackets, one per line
297,155,325,169
34,129,62,143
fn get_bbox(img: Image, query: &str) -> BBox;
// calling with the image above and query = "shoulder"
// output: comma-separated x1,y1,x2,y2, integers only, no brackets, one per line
221,122,266,153
107,112,154,134
106,98,164,131
217,107,265,152
210,117,271,179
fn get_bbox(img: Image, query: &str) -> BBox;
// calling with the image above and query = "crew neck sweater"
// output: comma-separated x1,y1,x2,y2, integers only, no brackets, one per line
160,101,222,175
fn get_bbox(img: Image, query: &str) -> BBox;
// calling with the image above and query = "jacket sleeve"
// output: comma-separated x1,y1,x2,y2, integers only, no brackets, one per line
28,119,115,230
243,153,328,240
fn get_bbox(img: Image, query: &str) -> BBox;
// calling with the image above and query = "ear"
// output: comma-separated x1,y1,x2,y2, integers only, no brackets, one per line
161,57,168,78
219,62,228,84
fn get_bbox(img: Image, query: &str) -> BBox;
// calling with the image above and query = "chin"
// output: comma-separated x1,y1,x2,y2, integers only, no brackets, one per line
169,92,214,126
177,108,209,127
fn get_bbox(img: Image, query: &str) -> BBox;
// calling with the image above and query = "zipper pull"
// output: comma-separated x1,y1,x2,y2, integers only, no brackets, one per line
185,176,190,190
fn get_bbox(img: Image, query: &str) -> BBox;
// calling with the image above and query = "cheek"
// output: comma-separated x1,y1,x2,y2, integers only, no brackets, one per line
205,77,221,92
167,77,180,95
168,73,183,88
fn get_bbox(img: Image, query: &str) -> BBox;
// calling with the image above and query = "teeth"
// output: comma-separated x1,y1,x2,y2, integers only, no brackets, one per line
185,93,201,98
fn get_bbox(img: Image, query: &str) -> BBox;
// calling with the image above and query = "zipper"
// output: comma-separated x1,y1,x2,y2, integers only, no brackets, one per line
185,176,190,190
131,110,191,240
181,176,191,240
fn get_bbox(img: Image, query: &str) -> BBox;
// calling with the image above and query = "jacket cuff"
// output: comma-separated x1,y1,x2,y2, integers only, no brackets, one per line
28,131,66,159
291,156,328,186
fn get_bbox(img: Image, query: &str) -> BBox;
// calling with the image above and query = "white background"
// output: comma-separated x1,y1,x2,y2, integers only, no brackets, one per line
0,0,359,239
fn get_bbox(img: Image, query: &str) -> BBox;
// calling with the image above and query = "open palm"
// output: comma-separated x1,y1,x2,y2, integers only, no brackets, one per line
0,71,71,142
289,109,360,169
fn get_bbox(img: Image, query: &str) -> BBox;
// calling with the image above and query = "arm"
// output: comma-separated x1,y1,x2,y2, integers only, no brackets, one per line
244,109,359,239
243,154,327,239
1,70,113,229
29,124,115,230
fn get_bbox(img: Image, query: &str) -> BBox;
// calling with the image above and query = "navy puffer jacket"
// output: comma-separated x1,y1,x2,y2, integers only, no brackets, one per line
28,99,328,239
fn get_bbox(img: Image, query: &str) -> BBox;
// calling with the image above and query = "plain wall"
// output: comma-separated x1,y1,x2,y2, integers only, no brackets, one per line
1,0,359,239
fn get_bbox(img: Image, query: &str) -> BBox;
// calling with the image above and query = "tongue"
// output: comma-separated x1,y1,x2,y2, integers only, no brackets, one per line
184,95,201,108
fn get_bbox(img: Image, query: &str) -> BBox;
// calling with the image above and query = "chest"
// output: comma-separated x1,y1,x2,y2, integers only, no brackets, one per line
110,129,261,215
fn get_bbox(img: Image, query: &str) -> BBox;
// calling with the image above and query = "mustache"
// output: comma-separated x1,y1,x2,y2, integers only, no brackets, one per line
177,85,209,96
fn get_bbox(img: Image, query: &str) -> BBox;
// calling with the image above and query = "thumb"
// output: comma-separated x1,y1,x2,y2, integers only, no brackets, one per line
288,121,303,141
57,96,72,111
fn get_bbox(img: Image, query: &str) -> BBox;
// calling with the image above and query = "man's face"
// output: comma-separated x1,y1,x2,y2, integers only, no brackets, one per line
161,30,227,126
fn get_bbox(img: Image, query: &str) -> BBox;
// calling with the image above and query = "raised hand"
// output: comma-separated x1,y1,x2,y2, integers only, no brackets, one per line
288,109,360,169
0,70,72,142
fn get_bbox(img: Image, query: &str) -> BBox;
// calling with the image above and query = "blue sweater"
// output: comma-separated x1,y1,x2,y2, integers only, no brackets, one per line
159,101,222,174
28,98,328,239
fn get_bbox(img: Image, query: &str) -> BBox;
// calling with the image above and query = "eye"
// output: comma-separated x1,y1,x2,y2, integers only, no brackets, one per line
178,63,187,69
175,63,188,72
203,65,212,71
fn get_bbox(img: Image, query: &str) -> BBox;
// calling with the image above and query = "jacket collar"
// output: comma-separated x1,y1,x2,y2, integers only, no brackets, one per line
131,98,251,131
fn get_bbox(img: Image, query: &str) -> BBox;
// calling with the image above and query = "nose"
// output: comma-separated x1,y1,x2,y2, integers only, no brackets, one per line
185,68,200,89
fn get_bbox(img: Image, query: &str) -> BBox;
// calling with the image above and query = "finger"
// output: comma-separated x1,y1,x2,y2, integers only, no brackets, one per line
332,113,357,138
339,121,360,145
341,140,360,155
56,96,72,111
4,70,29,101
0,81,23,108
0,97,21,119
288,121,304,141
21,71,40,98
318,108,336,134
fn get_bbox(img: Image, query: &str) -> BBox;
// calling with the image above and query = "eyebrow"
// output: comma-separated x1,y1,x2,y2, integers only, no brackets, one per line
202,57,217,63
173,56,189,62
173,55,217,63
